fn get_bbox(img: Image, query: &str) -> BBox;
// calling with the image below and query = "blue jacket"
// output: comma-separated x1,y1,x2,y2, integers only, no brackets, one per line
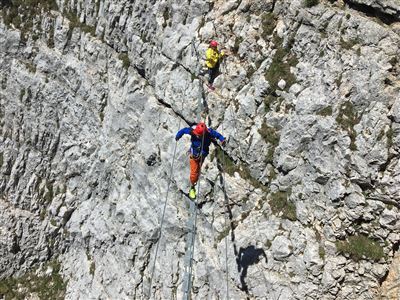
176,127,225,157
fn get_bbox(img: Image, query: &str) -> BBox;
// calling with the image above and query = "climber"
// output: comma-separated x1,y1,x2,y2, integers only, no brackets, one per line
203,40,225,91
175,122,226,199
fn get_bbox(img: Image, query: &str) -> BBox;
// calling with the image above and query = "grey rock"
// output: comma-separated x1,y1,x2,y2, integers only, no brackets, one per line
278,79,287,90
271,236,293,260
344,193,366,209
303,241,324,277
1,0,400,299
371,264,389,279
326,179,348,202
379,208,398,228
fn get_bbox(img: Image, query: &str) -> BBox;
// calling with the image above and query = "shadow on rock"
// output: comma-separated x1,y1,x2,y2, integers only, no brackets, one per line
236,245,267,294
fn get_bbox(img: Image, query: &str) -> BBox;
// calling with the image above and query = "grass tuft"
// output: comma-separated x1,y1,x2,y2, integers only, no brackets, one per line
319,246,325,260
2,0,58,40
118,53,130,70
317,106,333,116
232,36,243,54
0,260,66,299
264,94,277,112
261,12,276,40
336,101,360,151
211,148,265,189
64,10,96,37
340,37,360,50
269,190,296,221
258,122,279,164
336,235,385,261
264,36,298,92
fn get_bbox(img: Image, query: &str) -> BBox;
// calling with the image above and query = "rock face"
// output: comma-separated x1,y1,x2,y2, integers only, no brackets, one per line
1,0,400,299
346,0,400,21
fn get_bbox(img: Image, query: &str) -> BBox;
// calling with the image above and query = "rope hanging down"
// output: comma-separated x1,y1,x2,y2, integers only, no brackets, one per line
148,98,185,298
184,39,233,299
191,38,207,120
148,37,234,300
182,121,207,300
221,121,231,300
148,38,208,299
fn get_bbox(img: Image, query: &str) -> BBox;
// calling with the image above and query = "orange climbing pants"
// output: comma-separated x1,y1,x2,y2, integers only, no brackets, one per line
189,155,204,185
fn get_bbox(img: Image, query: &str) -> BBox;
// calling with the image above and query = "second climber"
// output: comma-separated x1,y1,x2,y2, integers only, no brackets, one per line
204,40,225,91
175,122,226,199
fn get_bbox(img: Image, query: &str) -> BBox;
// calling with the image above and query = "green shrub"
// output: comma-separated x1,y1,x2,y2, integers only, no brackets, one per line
269,190,296,221
0,260,66,299
89,262,96,275
232,36,243,54
265,36,298,91
25,62,36,73
44,181,54,203
162,8,170,28
258,122,279,146
211,148,265,189
319,246,325,260
81,24,96,36
216,226,231,243
264,94,277,112
261,12,276,40
336,101,360,151
118,53,130,70
212,147,237,176
340,37,360,50
335,73,342,87
317,106,333,116
64,10,96,37
20,89,26,101
386,126,393,148
1,0,58,38
336,235,385,261
258,122,279,164
246,65,256,78
47,23,55,48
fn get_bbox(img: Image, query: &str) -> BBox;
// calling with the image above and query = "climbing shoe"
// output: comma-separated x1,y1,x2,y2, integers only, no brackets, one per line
189,187,196,199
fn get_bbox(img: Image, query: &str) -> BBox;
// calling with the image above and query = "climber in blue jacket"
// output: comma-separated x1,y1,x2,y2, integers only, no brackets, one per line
176,122,226,199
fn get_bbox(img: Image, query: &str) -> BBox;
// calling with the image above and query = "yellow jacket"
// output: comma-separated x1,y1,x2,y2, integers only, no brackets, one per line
205,48,224,68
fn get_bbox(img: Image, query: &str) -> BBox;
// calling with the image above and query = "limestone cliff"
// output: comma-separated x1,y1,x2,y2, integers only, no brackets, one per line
1,0,400,299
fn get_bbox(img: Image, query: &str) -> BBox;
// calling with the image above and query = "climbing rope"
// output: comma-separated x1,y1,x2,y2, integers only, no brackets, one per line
191,38,207,120
148,99,185,298
182,122,207,300
191,39,235,299
220,121,231,299
147,35,235,299
183,40,217,300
